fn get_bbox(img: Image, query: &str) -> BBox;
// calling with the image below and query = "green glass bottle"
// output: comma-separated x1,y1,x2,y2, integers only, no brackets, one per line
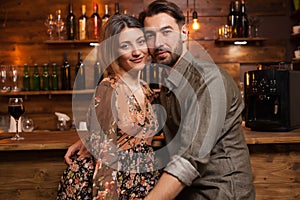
22,64,30,91
32,64,40,91
42,63,50,91
51,63,59,90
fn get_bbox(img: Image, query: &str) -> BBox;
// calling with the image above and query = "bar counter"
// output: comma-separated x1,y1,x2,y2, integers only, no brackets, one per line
0,129,300,200
1,128,300,151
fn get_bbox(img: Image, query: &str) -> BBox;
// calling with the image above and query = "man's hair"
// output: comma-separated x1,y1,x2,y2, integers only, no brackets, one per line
139,0,185,27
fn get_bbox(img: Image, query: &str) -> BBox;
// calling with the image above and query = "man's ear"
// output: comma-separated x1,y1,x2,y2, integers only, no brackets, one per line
181,24,188,41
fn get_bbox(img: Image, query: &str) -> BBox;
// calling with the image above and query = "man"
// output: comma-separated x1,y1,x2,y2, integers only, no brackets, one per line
139,0,255,199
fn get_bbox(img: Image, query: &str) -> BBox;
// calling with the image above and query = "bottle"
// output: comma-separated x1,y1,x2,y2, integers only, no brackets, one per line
102,4,110,26
232,0,241,38
32,64,40,91
22,64,30,91
78,5,88,40
61,53,71,90
93,61,102,87
240,0,249,37
75,52,85,90
114,2,120,15
228,1,235,38
66,3,76,40
51,63,59,90
90,2,101,40
42,63,50,91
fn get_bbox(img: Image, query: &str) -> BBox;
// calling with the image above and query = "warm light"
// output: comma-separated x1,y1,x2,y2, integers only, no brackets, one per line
192,18,200,30
234,41,247,45
89,42,99,46
192,11,200,30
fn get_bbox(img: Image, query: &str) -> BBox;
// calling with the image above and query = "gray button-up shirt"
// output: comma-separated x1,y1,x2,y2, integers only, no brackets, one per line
158,51,255,199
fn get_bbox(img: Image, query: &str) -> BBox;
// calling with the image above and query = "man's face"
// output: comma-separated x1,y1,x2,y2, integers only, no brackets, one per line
144,13,183,67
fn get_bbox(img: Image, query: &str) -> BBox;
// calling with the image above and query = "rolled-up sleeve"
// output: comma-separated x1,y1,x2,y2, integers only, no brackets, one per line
164,155,200,186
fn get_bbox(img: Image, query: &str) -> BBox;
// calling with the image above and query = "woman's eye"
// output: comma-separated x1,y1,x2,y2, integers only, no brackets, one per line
137,39,146,45
119,43,129,50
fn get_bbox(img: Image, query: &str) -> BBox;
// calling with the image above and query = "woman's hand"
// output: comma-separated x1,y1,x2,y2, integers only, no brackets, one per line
64,139,91,165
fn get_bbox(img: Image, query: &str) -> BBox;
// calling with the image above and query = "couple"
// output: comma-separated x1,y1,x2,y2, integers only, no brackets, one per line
58,0,255,199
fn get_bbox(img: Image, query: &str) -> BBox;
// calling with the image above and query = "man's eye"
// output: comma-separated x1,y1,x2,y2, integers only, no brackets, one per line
145,33,154,40
162,30,171,36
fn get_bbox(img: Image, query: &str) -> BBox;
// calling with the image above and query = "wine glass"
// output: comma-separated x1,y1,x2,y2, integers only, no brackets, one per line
8,98,25,140
44,14,56,40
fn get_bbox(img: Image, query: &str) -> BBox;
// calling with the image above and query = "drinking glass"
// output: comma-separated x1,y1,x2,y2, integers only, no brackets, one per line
44,14,56,40
0,65,8,92
8,98,25,140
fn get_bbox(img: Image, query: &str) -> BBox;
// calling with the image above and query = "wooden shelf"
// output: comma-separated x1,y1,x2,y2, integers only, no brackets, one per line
215,37,267,45
44,40,99,45
0,89,94,96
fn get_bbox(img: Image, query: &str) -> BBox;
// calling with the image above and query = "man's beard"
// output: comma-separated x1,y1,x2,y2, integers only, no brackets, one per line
152,38,182,67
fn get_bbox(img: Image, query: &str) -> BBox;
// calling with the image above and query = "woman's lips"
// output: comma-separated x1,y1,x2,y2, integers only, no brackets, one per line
130,57,144,63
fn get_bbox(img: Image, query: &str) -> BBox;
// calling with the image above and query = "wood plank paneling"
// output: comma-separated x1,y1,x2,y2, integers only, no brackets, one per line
0,1,297,199
0,150,66,200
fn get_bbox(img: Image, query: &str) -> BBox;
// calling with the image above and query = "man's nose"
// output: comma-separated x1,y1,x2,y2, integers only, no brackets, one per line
154,33,164,48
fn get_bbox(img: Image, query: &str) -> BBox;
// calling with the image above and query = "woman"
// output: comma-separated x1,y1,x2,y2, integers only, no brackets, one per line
57,14,161,200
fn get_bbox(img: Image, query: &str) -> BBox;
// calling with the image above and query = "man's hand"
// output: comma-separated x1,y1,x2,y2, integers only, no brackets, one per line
64,139,91,165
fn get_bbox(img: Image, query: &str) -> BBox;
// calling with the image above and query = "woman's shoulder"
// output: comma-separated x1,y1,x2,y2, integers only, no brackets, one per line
94,76,118,98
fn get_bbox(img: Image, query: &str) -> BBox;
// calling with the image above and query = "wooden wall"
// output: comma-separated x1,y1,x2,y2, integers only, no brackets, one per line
0,1,299,199
0,0,294,128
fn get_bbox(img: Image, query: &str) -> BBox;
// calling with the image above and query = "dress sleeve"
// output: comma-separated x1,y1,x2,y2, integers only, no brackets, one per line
87,79,119,199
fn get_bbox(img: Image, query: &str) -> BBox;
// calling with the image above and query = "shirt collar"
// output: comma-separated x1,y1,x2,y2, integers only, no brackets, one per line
164,51,194,89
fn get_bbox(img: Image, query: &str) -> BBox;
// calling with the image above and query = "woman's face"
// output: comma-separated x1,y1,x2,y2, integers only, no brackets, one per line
117,27,148,73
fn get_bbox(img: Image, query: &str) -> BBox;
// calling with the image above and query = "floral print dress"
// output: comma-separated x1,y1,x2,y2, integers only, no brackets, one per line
91,76,161,200
57,75,161,200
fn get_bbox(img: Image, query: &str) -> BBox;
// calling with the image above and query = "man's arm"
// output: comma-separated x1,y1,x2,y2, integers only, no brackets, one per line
144,172,185,200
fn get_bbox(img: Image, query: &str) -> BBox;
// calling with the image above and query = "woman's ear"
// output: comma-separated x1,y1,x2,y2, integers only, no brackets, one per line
181,24,188,42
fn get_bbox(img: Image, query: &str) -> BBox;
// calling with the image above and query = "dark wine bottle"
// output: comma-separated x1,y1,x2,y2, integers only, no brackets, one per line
114,2,120,15
240,0,249,37
61,53,71,90
78,5,88,40
90,2,101,40
75,52,85,90
102,4,110,26
93,61,102,87
232,0,241,38
32,64,40,91
22,64,30,91
66,3,76,40
51,63,59,90
228,1,235,38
